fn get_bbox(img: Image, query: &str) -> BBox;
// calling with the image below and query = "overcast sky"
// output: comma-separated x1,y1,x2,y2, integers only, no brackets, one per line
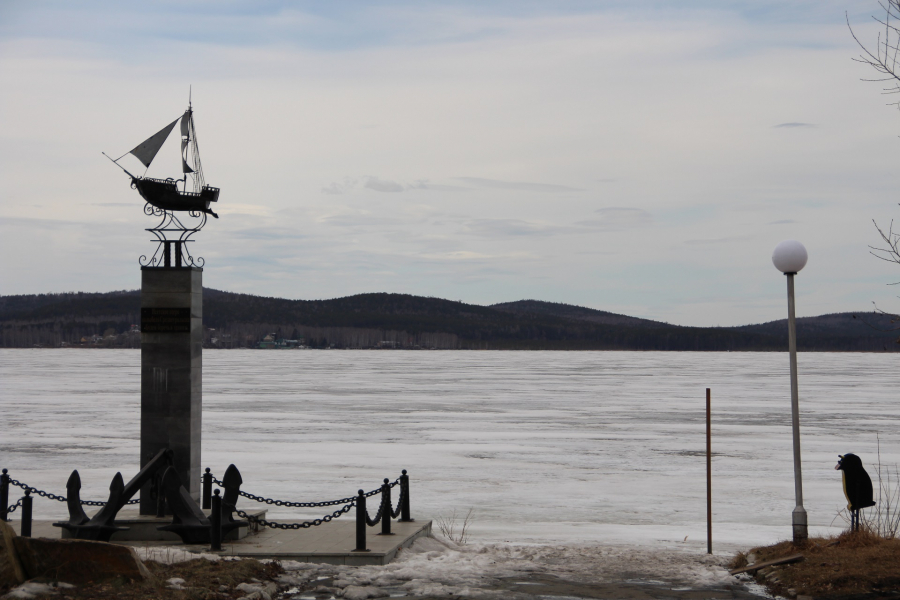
2,0,900,326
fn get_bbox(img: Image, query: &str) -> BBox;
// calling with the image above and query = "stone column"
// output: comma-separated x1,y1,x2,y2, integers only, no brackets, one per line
139,267,202,514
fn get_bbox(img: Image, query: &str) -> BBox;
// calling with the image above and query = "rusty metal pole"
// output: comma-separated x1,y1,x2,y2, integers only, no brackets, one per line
706,388,712,555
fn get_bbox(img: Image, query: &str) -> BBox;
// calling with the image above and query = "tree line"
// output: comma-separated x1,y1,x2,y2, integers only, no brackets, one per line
0,288,897,351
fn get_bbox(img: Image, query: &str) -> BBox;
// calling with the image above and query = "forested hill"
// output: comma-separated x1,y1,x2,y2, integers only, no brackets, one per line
491,300,668,327
0,289,897,351
490,300,899,352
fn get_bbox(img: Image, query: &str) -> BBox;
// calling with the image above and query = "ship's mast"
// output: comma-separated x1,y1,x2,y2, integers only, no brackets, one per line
182,94,191,194
190,110,204,192
182,89,205,194
184,85,189,192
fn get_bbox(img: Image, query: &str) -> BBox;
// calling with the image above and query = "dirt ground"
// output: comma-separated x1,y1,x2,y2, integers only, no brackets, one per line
730,530,900,600
2,559,283,600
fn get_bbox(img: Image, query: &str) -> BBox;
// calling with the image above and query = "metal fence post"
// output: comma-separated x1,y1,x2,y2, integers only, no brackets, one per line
353,490,369,552
380,479,393,536
21,489,32,537
210,489,222,551
399,469,413,522
0,469,9,522
202,468,212,509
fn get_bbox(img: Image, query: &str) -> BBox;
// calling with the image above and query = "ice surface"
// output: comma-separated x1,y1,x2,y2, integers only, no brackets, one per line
1,349,897,554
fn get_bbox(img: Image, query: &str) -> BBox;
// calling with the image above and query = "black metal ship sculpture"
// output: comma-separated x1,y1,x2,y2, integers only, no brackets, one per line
106,99,219,218
105,96,220,268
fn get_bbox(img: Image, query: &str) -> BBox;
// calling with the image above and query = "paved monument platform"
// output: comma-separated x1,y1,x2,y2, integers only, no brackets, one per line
11,518,432,566
56,507,267,542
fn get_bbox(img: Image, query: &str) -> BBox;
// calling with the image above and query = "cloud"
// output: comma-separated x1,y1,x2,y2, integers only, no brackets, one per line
321,177,360,195
321,176,411,194
463,218,574,237
684,234,755,245
216,204,270,217
455,177,583,193
0,216,81,230
576,207,652,230
408,181,470,192
773,122,815,128
769,219,796,225
363,177,404,193
230,227,305,241
419,250,494,261
319,212,408,229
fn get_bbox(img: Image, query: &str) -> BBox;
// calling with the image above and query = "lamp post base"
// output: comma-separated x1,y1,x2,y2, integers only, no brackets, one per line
792,506,808,544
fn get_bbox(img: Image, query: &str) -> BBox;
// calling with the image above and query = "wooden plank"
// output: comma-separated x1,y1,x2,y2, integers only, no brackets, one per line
729,553,804,575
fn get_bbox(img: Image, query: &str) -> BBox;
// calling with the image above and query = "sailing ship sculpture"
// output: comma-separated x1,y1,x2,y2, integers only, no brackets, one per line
105,97,220,268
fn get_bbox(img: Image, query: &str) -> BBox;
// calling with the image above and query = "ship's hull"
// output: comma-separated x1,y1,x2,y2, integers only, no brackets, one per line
133,177,219,218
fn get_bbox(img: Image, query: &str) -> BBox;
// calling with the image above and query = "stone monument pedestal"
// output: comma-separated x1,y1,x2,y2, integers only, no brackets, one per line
140,267,203,515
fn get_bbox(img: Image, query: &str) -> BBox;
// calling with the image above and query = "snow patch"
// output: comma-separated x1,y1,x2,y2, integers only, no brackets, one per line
339,585,389,599
3,582,58,599
134,546,222,564
166,577,186,590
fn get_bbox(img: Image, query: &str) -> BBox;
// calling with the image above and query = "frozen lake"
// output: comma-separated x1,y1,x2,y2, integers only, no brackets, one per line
1,349,897,555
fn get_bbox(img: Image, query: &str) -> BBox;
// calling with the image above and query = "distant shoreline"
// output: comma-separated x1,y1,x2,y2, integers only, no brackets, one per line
4,346,895,353
2,289,897,352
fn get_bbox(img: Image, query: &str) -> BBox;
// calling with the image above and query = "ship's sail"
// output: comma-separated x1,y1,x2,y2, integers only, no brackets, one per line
180,109,194,174
130,118,180,168
127,107,205,191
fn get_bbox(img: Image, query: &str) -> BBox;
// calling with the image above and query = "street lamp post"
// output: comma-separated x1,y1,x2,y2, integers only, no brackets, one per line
772,239,809,544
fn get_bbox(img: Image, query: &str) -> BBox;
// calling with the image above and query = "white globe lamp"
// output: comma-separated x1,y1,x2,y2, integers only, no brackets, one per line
772,239,808,543
772,240,808,274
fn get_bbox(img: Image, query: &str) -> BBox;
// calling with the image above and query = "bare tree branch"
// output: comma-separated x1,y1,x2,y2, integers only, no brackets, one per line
850,4,900,334
869,218,900,271
848,2,900,102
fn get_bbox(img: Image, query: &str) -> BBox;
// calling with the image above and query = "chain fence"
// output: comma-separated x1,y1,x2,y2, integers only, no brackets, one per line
209,472,402,531
6,477,139,507
3,469,407,534
390,486,404,520
365,496,386,527
232,501,356,529
211,475,397,507
5,497,23,515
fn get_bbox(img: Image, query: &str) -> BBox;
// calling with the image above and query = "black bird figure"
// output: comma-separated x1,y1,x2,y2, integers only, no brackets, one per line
835,453,876,531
